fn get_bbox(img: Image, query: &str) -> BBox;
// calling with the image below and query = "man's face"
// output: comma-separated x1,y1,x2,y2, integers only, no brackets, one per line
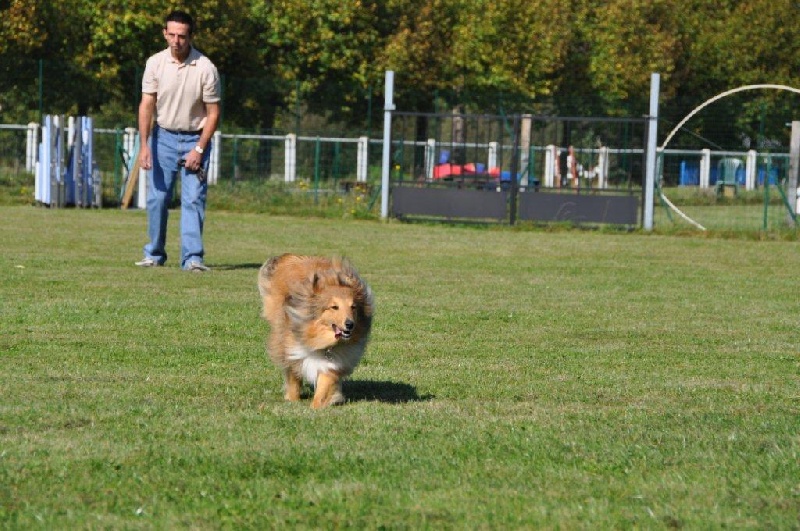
163,21,192,59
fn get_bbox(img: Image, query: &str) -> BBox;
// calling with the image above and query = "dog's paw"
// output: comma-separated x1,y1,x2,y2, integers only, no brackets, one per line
330,390,345,405
311,391,345,409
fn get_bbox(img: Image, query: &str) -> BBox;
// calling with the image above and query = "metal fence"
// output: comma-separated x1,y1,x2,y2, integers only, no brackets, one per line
388,112,648,188
387,112,649,225
0,116,794,216
0,123,386,206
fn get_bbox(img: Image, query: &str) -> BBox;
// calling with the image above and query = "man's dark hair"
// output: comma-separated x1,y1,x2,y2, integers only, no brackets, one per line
164,10,195,34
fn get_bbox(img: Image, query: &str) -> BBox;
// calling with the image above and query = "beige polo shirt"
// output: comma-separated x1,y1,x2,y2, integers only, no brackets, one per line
142,47,221,132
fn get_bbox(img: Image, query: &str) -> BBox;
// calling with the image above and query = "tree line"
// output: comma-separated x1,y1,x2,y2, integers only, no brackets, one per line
2,0,800,148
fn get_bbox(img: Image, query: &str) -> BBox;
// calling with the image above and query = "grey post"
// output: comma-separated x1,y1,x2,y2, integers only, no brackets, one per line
643,73,660,231
380,70,395,219
788,121,799,227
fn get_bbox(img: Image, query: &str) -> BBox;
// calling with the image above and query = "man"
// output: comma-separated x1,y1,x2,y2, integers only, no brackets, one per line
135,10,221,271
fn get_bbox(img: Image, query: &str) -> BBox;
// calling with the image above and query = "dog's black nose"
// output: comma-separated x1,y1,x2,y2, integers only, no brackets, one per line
344,319,355,331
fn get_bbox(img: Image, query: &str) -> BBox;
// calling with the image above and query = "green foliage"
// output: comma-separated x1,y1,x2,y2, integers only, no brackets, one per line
579,1,679,112
1,206,799,527
3,0,800,145
0,0,43,56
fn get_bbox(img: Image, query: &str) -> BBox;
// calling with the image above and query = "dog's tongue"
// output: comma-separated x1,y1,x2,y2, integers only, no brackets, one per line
333,325,343,339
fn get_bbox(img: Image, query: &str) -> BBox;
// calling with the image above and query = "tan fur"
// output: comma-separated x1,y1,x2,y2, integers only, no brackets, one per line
258,254,374,408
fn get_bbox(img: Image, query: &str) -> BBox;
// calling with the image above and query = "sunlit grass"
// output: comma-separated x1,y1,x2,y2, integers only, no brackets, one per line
1,206,798,528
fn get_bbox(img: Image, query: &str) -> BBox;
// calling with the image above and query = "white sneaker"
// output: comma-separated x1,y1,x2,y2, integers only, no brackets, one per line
135,257,161,267
186,261,210,272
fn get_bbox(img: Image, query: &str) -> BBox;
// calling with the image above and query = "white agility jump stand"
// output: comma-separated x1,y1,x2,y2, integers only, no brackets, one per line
26,123,39,173
34,114,100,208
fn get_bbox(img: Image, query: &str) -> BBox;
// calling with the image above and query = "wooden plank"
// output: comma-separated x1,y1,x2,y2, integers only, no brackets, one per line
120,157,141,209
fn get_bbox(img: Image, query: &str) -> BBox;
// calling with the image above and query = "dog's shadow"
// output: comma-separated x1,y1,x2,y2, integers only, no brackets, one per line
342,380,433,404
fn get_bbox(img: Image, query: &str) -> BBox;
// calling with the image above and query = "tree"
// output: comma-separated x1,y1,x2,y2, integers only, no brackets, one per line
0,0,45,119
553,0,680,117
249,0,391,130
663,0,800,149
2,0,799,148
76,0,264,127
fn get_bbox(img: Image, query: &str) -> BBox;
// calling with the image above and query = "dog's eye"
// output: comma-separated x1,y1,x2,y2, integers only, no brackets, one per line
330,305,339,310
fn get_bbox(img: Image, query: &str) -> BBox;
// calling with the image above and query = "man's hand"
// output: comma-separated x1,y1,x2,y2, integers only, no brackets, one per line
139,143,153,170
183,148,203,171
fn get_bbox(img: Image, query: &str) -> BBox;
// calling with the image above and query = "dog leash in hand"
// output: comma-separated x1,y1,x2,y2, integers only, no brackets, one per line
178,159,206,182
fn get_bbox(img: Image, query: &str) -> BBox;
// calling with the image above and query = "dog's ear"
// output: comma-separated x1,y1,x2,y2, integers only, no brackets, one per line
358,283,375,317
336,259,360,287
285,303,305,325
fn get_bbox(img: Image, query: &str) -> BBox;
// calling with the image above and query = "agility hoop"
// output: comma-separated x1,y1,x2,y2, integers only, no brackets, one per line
658,84,800,231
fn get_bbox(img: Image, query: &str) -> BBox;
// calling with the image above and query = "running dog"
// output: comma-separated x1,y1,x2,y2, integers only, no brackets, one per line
258,254,374,408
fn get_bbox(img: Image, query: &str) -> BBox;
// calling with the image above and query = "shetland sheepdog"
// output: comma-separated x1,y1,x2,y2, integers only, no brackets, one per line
258,254,374,408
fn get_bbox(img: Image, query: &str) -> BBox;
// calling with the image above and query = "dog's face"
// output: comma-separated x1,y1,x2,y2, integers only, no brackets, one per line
319,285,358,342
290,282,368,351
278,263,373,352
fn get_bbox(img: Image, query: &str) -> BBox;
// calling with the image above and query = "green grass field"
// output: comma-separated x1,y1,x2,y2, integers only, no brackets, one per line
1,205,799,528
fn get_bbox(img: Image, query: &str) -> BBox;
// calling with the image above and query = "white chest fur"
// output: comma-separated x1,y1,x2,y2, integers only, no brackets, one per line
288,341,366,387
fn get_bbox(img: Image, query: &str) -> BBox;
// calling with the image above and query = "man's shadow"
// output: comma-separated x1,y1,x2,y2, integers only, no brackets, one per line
210,263,263,271
343,380,433,404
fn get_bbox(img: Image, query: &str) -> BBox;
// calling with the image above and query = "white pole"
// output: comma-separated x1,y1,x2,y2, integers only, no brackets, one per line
284,133,296,182
700,149,711,188
598,146,608,189
209,130,221,185
26,122,38,173
544,145,556,188
425,138,436,179
643,73,660,231
380,70,395,219
488,142,498,173
745,150,756,191
357,136,368,182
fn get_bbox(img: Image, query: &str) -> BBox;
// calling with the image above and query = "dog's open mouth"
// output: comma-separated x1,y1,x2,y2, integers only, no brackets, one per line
333,324,352,340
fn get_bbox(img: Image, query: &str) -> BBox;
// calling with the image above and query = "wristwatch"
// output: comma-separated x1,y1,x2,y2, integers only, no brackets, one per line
194,145,204,154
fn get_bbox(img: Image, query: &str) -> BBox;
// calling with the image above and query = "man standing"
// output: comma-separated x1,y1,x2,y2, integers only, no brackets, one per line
136,10,220,271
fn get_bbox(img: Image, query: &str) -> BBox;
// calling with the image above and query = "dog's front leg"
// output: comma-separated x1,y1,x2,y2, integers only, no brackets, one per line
312,371,343,409
283,369,302,401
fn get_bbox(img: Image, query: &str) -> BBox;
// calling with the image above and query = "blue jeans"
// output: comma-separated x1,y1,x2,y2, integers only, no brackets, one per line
143,126,209,269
